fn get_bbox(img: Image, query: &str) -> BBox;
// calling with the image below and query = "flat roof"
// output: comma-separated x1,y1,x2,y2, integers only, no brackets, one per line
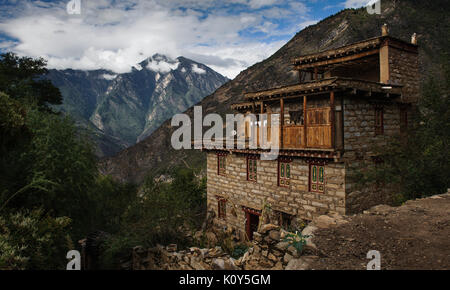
292,35,418,70
236,77,402,104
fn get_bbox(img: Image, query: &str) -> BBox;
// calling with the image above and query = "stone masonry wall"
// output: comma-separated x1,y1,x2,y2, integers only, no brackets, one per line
389,46,420,102
342,96,402,214
206,152,346,238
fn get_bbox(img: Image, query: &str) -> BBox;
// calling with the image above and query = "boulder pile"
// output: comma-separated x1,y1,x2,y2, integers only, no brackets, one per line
128,221,326,270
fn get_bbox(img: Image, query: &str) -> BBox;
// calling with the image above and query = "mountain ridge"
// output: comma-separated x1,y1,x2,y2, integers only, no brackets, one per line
48,54,229,156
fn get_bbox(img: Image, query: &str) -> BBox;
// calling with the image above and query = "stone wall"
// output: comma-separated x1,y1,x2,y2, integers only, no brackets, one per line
342,96,402,214
389,45,420,103
206,152,346,237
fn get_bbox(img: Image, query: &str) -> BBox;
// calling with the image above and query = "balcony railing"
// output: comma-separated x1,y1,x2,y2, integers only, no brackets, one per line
198,107,334,151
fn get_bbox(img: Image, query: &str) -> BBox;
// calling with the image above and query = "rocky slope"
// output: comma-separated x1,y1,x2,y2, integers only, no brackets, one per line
48,55,228,156
100,0,449,183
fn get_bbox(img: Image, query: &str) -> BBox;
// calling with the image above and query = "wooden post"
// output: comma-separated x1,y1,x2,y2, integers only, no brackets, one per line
259,101,264,147
303,96,307,148
330,91,335,149
314,67,318,80
280,98,284,149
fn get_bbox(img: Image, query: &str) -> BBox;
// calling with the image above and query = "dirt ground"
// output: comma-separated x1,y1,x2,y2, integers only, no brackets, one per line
309,193,450,270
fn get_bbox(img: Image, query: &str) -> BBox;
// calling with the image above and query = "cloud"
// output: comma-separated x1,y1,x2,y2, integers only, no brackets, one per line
191,63,206,74
101,73,117,80
0,0,318,78
147,59,180,73
344,0,375,8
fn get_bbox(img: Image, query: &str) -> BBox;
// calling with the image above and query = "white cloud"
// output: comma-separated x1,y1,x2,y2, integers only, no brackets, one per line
248,0,278,9
0,0,316,78
101,73,117,80
147,59,180,73
344,0,375,8
191,63,206,74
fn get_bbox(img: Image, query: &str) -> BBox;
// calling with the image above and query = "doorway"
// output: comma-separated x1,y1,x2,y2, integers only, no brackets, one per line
245,211,260,240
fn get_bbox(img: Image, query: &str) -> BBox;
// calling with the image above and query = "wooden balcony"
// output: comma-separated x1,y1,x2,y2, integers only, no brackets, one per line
198,91,341,154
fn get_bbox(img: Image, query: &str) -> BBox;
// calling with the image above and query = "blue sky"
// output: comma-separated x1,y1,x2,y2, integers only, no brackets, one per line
0,0,372,78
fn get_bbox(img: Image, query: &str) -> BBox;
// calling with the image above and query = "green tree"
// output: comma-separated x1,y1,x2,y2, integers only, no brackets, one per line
0,52,62,111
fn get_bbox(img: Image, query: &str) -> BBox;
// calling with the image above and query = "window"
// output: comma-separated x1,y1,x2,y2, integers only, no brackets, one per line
375,107,384,135
247,157,257,182
217,198,227,219
217,154,226,175
310,164,325,193
278,160,291,187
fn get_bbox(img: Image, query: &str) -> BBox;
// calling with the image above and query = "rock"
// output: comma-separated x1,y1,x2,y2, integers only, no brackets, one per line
285,256,318,270
268,230,281,241
271,249,283,257
259,259,274,268
206,232,218,246
283,253,293,264
275,241,290,251
268,253,277,262
190,260,209,270
314,215,338,229
272,261,283,270
253,232,263,242
259,224,279,234
287,245,299,257
224,258,240,270
301,225,318,250
212,258,225,270
208,246,223,258
166,244,177,252
241,251,250,263
365,204,395,216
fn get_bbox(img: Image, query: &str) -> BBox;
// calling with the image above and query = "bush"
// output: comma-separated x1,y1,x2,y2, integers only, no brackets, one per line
0,209,72,270
99,167,206,269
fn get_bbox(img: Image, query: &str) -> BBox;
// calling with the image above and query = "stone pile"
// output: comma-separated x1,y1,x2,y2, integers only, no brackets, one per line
129,222,326,270
130,244,239,270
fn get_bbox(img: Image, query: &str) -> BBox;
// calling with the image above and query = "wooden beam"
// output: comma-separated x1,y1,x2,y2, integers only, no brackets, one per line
303,96,307,148
294,49,379,70
280,98,284,149
330,91,335,149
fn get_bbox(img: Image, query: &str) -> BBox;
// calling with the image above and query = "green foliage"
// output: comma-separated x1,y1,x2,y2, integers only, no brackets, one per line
88,175,138,234
99,167,206,269
0,208,72,270
231,244,249,259
361,65,450,203
1,105,98,238
283,231,310,254
0,52,62,110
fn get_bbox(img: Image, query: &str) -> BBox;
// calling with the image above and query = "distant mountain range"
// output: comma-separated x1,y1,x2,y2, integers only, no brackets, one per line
99,0,450,183
48,54,228,156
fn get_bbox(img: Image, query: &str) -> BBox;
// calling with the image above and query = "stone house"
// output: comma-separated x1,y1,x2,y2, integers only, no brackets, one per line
202,25,419,240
